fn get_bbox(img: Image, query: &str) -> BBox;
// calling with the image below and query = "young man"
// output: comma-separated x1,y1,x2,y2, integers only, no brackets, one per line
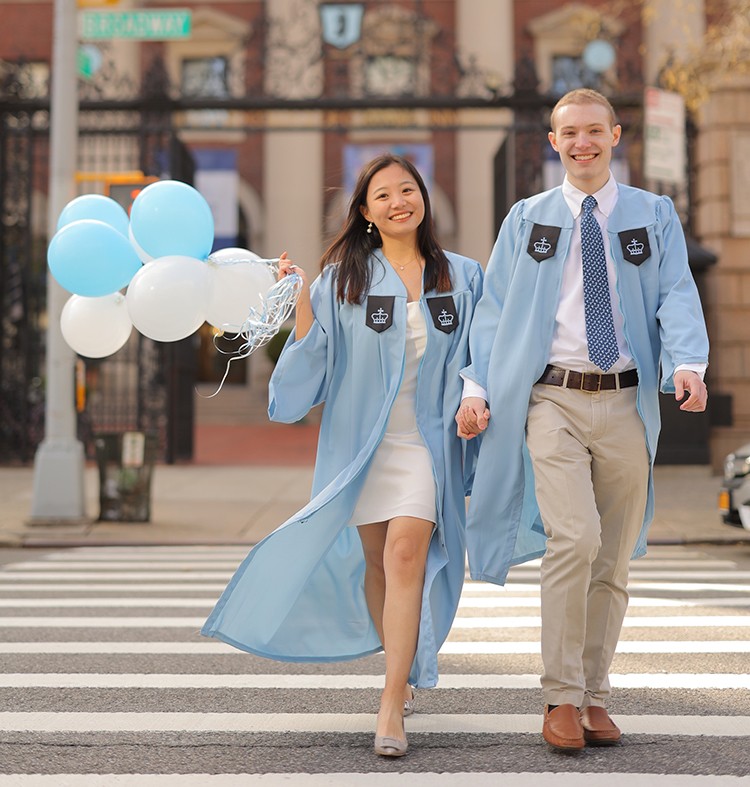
457,89,708,751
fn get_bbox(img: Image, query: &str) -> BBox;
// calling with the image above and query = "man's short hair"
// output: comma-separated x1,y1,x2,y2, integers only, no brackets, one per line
550,89,617,131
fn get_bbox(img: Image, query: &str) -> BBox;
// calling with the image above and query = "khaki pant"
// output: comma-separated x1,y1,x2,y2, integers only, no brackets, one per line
525,383,649,708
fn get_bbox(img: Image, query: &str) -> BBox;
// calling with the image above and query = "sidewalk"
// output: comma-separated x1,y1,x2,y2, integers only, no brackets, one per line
1,423,748,549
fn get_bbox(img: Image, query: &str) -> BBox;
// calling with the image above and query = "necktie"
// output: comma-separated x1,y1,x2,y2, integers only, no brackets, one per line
581,195,618,371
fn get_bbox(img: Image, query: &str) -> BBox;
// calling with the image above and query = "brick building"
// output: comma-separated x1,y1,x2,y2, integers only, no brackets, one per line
0,0,747,468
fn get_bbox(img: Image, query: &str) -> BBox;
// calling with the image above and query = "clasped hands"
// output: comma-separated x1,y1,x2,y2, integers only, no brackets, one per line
456,397,490,440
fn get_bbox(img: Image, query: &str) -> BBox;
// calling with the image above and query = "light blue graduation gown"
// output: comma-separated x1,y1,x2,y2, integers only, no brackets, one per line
462,184,709,585
202,251,483,688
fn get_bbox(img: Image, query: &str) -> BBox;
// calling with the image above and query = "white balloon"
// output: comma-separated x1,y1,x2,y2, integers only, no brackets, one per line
205,251,275,332
129,224,154,263
126,255,212,342
208,247,263,265
60,293,133,358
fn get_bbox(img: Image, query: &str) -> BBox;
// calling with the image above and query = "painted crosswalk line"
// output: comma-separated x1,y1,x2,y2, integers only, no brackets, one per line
1,639,749,655
0,672,748,690
0,711,748,736
2,614,750,628
2,775,748,786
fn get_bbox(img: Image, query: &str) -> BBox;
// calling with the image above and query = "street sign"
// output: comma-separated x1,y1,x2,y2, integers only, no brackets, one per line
77,44,103,80
80,9,192,41
644,86,686,185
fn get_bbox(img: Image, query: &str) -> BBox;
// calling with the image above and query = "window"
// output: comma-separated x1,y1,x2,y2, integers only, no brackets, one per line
551,55,601,97
4,61,49,99
181,57,229,99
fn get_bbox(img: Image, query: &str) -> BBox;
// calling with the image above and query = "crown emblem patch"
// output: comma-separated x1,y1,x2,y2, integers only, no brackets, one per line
618,227,651,266
365,295,394,332
438,309,454,327
627,238,644,255
371,307,389,325
428,296,459,334
528,223,561,262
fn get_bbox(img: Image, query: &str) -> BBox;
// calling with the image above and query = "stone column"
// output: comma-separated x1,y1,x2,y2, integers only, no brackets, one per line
695,74,750,466
455,0,513,264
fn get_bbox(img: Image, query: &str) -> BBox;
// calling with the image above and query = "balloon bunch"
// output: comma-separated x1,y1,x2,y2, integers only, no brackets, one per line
47,180,299,361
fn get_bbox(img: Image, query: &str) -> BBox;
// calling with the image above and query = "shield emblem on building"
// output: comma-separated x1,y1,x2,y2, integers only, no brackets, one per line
320,3,364,49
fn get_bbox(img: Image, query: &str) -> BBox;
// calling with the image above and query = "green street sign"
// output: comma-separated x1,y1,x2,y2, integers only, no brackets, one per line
80,9,192,41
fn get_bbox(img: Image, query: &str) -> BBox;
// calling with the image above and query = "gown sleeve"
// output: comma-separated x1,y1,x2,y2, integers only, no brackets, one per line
653,196,709,392
268,266,340,423
461,261,485,494
460,202,523,392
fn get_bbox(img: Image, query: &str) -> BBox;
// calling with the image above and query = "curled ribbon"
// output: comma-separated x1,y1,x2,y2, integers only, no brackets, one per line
201,258,302,398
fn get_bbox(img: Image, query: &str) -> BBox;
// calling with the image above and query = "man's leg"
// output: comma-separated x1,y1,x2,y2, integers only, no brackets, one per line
526,385,603,748
583,387,649,708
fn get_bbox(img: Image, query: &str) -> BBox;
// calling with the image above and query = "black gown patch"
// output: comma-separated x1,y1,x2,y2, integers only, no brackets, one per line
427,296,459,334
618,227,651,265
365,295,394,332
527,224,561,262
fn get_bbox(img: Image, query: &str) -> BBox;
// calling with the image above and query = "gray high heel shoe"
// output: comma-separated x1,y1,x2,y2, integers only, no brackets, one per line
374,735,408,757
403,687,416,717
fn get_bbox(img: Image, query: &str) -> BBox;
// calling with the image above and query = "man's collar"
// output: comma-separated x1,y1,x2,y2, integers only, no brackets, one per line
562,173,618,218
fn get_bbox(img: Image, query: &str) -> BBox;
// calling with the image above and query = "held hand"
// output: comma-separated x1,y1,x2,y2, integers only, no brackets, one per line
278,252,314,340
456,396,490,440
278,251,310,293
674,370,708,412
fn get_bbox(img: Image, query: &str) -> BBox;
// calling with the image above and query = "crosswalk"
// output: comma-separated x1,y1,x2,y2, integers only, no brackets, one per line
1,545,749,785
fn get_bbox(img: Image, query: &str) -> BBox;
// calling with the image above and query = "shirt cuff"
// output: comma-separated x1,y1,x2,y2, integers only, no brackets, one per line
460,375,488,402
674,363,707,381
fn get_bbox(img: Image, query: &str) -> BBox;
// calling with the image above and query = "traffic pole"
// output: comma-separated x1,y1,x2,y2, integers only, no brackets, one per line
30,0,86,522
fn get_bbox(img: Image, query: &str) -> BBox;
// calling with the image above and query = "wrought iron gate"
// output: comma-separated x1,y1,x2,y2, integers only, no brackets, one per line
0,91,197,464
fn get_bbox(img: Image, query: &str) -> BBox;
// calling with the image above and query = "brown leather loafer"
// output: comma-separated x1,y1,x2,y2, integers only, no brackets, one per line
580,706,622,745
542,704,585,751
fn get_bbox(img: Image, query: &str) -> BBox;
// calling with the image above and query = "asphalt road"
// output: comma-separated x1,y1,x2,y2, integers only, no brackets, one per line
0,542,749,785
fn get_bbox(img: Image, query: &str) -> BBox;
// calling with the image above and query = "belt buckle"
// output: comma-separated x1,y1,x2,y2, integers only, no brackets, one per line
580,372,601,393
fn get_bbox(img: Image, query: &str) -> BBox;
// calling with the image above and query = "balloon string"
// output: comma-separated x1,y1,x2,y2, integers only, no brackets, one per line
208,256,281,270
198,272,302,399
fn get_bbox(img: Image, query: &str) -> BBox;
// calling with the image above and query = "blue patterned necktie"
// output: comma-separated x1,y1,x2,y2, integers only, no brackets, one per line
581,195,619,371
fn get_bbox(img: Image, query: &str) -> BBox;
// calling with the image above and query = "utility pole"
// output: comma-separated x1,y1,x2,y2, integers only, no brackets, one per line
30,0,86,521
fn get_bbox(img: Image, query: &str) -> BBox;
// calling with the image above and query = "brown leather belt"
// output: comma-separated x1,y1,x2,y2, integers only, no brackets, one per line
536,365,638,393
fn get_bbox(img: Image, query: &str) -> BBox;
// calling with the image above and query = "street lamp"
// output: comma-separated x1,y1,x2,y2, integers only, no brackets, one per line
582,39,616,74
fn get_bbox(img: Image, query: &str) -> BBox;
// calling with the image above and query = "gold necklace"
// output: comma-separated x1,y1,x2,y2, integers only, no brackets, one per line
391,258,420,271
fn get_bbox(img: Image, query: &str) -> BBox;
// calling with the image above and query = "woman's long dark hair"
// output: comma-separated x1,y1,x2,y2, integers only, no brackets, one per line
321,154,452,304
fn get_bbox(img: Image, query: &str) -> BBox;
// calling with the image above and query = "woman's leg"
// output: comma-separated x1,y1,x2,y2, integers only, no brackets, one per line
359,516,433,740
358,521,388,646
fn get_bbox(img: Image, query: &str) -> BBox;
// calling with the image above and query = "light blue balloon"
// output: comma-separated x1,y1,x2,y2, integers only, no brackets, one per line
129,180,214,260
56,194,130,237
47,219,142,297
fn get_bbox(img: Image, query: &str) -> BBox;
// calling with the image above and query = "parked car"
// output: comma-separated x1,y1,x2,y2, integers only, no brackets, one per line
719,441,750,528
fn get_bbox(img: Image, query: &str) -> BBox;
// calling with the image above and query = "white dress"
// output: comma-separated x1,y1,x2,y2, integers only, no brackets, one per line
349,301,437,526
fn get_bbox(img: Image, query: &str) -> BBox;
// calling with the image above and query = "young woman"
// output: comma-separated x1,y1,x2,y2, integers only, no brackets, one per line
202,154,483,757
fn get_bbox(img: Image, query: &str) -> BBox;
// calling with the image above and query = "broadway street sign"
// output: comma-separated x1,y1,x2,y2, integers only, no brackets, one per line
80,9,192,40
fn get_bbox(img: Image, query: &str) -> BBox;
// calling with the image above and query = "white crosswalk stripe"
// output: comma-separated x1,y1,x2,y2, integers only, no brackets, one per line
1,545,749,785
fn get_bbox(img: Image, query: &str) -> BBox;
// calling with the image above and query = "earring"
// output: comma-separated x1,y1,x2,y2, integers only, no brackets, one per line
366,221,373,234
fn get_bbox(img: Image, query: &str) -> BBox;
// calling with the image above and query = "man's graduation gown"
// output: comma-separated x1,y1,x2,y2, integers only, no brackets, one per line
461,183,709,585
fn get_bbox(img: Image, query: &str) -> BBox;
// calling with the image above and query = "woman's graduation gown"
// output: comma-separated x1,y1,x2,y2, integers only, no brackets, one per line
201,251,483,688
